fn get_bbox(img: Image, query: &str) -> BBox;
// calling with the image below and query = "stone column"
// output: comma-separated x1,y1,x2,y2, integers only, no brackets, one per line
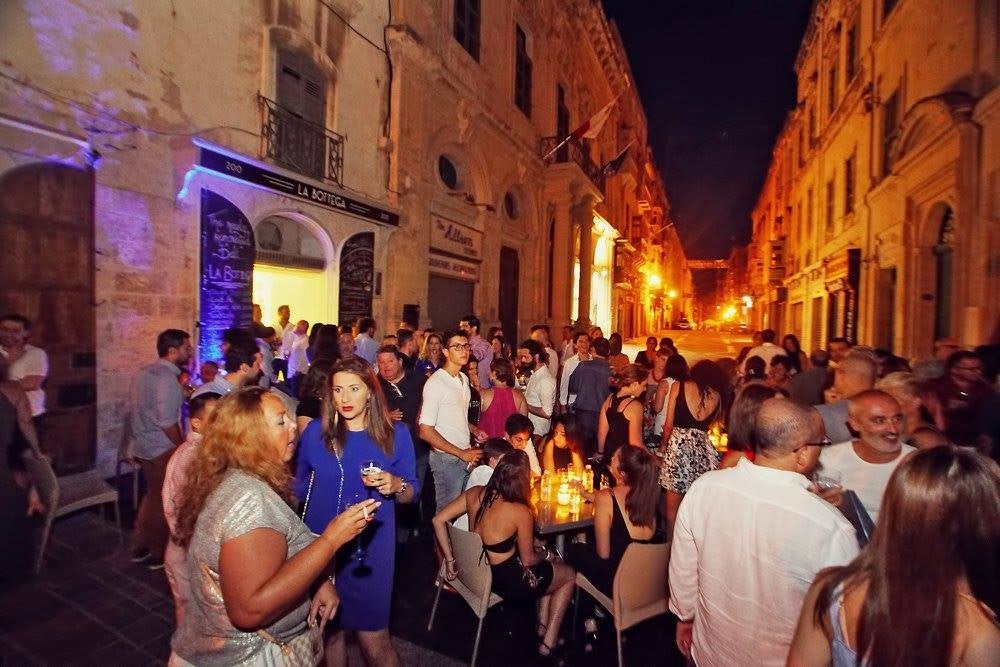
549,202,573,325
573,195,596,327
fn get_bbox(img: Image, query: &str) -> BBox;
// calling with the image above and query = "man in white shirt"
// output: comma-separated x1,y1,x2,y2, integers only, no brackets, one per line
670,399,858,666
419,330,488,511
518,339,556,440
281,319,310,394
353,317,379,365
819,389,915,523
530,325,560,380
0,313,49,417
454,438,514,530
559,331,591,411
739,328,784,375
271,305,293,380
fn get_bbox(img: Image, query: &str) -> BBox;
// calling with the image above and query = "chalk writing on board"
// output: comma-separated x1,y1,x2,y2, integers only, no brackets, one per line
338,232,374,327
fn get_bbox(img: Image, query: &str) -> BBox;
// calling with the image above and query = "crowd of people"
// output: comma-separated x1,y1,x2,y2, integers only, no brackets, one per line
1,304,998,665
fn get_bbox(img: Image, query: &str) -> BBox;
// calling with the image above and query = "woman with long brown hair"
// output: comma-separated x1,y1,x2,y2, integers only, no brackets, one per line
788,446,1000,665
597,363,650,459
295,357,418,665
169,387,376,665
433,450,577,656
566,445,666,597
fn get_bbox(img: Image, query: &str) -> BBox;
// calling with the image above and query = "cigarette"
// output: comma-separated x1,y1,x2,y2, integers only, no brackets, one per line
362,504,370,520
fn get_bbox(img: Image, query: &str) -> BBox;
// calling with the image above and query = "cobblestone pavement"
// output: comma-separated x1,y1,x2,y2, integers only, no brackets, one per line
0,512,460,666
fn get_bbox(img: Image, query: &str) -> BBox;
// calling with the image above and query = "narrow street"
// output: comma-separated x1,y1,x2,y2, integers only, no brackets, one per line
623,329,752,364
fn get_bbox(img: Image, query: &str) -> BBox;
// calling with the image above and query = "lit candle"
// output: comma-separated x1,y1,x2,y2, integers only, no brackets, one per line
556,482,570,505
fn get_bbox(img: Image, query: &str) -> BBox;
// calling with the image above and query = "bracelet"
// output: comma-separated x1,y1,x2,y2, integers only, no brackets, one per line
397,480,408,496
328,575,336,586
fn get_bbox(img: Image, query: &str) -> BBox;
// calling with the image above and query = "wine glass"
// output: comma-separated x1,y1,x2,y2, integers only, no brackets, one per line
361,460,382,494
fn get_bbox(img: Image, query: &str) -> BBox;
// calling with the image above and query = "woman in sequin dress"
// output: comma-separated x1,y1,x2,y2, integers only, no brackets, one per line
169,387,375,666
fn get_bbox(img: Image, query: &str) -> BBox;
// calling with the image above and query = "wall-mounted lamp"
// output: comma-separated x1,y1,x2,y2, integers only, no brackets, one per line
447,190,496,212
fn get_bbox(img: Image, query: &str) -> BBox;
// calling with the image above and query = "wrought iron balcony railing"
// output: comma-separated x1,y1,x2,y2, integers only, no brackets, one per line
259,95,344,186
539,136,604,191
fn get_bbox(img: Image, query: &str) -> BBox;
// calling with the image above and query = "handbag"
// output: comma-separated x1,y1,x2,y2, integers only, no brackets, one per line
518,556,543,590
257,626,323,667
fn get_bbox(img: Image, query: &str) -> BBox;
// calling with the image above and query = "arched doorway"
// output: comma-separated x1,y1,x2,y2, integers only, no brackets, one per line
0,163,95,470
251,215,334,332
931,205,954,340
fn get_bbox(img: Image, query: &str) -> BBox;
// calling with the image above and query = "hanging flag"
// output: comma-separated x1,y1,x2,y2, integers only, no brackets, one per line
600,140,635,176
542,94,620,160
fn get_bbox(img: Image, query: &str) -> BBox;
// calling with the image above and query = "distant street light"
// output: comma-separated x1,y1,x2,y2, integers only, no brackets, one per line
647,273,662,288
667,289,678,299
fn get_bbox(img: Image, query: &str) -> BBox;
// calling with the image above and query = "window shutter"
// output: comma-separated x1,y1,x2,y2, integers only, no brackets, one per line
277,49,304,116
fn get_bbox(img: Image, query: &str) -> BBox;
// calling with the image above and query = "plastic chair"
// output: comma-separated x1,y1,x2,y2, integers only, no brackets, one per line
115,409,141,510
22,453,122,573
427,524,503,667
574,541,672,667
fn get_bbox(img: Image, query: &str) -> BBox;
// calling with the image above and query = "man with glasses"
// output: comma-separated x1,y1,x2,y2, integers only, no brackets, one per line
925,350,992,447
819,389,915,522
669,398,857,665
419,330,487,511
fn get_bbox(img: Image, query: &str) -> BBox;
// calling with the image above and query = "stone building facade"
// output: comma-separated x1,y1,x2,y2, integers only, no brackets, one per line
385,0,687,338
0,0,685,473
749,0,1000,358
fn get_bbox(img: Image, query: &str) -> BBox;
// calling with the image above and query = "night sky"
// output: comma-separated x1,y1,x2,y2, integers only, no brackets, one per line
603,1,813,260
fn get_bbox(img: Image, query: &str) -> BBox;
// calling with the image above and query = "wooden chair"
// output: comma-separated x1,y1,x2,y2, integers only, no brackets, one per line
22,453,122,573
575,541,672,667
427,524,503,667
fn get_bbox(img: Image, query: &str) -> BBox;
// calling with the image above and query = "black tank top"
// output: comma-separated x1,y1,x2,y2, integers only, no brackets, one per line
673,381,718,430
604,395,637,457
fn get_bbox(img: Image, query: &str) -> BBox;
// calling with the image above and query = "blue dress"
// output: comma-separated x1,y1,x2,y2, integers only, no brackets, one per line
295,420,418,631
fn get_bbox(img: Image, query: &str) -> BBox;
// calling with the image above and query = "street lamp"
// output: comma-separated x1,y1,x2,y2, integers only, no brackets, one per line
667,289,678,299
647,273,662,288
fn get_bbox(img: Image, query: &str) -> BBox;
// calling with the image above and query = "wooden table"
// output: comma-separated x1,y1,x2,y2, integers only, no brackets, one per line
532,490,595,553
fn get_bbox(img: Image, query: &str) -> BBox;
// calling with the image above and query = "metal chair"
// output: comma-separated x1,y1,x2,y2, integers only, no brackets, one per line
574,541,672,667
22,452,122,573
427,524,503,667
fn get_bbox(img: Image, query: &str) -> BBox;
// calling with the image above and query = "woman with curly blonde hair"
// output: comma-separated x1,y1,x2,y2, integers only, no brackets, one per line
169,387,377,666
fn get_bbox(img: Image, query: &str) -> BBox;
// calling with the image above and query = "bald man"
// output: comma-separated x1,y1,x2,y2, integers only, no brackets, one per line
669,399,857,666
814,352,878,443
818,389,915,523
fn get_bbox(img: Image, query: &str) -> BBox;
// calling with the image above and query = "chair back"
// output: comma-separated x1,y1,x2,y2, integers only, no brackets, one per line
611,541,671,631
21,452,59,521
447,523,495,618
118,406,137,462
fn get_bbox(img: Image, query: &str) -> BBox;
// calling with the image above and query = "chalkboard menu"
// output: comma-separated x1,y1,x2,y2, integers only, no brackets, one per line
199,189,255,362
338,232,374,327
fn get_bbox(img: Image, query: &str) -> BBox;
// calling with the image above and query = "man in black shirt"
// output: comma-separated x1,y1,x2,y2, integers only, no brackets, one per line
376,344,427,539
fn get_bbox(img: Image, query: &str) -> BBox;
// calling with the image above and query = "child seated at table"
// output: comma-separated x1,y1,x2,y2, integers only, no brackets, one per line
504,413,541,476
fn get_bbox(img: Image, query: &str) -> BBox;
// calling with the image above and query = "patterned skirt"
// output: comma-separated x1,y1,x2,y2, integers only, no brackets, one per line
659,427,719,493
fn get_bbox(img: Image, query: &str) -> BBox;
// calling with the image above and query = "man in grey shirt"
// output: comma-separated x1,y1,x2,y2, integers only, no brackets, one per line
789,350,830,405
815,353,877,444
130,329,191,569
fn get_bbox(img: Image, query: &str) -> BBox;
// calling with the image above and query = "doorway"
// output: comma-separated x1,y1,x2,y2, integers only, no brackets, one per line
0,163,96,471
874,268,897,350
932,207,954,340
499,247,520,343
428,275,474,332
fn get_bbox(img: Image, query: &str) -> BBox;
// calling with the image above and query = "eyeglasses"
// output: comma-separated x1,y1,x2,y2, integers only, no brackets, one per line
448,343,471,351
793,438,832,453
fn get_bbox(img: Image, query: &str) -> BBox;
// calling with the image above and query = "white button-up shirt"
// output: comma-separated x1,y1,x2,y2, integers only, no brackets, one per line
525,364,556,436
419,368,471,450
669,458,859,667
559,353,586,406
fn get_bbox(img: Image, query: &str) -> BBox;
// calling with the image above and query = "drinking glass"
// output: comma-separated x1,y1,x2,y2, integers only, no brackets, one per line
813,468,842,492
351,491,368,561
361,460,382,490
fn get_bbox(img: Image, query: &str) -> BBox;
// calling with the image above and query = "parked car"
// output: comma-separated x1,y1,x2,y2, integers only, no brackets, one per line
677,316,692,330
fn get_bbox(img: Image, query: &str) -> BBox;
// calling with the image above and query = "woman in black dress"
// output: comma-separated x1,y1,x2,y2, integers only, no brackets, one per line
566,446,665,595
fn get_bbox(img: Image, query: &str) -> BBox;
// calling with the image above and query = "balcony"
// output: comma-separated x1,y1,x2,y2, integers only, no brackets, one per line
539,136,604,192
259,95,344,186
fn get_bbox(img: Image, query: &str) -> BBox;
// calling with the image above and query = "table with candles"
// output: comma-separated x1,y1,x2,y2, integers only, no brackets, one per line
531,467,596,553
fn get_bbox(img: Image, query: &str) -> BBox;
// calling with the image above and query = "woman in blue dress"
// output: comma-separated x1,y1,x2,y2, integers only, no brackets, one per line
296,357,418,665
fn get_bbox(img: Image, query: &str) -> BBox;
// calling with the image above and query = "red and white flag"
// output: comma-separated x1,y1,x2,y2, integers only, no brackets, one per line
542,95,620,160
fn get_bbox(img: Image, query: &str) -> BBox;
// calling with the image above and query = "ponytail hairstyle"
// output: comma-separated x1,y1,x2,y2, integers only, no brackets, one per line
609,363,649,391
616,446,664,529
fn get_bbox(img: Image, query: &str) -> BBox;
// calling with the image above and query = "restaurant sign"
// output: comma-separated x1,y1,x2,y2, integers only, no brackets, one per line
197,142,399,227
430,214,482,262
428,251,480,282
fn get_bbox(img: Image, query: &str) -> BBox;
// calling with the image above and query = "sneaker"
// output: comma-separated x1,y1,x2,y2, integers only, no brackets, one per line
130,547,151,563
147,558,165,571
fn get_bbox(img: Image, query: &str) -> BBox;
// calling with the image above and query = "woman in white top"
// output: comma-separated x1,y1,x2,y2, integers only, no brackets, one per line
652,354,689,439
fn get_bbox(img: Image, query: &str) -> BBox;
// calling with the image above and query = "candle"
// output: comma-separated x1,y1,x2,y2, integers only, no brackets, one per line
556,482,570,505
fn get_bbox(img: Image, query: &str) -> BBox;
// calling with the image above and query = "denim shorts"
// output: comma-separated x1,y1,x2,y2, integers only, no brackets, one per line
429,451,470,512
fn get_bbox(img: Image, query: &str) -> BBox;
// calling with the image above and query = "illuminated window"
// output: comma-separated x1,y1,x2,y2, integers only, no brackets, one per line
454,0,481,61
